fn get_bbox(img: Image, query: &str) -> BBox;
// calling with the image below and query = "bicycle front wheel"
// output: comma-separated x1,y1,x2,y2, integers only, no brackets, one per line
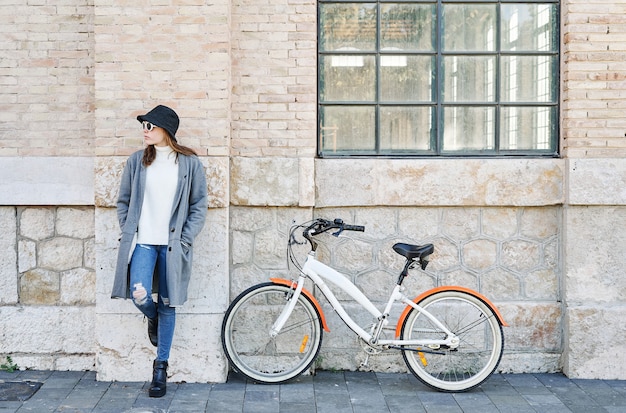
221,282,323,384
400,290,504,392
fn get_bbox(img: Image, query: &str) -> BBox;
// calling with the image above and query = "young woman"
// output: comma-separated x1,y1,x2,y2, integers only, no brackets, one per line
112,105,208,398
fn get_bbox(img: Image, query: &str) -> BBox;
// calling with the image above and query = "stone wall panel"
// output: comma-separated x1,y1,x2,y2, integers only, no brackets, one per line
482,208,518,239
564,306,626,379
462,239,497,271
17,240,36,274
481,269,522,300
20,269,60,305
501,303,562,351
61,268,96,305
96,313,227,382
94,156,229,209
501,240,541,272
524,269,558,300
565,206,626,304
57,207,95,239
315,159,564,207
230,157,300,206
1,306,95,370
93,157,124,208
0,159,95,205
39,237,84,271
20,207,55,241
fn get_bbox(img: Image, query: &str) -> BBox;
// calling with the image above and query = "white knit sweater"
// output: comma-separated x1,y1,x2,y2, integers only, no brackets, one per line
137,146,179,245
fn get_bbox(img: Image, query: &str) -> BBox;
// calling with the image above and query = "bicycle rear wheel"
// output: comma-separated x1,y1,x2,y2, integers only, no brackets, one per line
400,290,504,392
221,282,323,383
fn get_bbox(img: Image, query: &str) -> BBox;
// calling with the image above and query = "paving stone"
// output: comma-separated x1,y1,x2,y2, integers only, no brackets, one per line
0,382,42,402
279,401,317,413
1,371,625,412
384,394,425,413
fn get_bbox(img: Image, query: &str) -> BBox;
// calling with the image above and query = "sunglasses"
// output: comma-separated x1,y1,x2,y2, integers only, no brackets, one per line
142,121,156,132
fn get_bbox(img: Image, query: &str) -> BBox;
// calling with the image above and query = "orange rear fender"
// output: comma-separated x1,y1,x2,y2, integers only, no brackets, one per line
395,286,508,338
270,278,330,332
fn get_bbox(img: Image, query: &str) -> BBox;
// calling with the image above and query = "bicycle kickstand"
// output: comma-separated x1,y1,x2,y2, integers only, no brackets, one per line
360,353,370,369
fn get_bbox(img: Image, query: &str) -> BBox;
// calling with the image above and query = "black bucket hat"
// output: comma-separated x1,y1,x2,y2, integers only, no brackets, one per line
137,105,179,141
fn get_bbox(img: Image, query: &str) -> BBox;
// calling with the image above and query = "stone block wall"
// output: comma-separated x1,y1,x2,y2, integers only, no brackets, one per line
229,205,562,374
92,156,230,382
228,155,565,375
0,206,95,370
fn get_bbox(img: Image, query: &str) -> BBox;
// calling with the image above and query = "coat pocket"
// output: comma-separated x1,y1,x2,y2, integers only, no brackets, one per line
127,232,138,264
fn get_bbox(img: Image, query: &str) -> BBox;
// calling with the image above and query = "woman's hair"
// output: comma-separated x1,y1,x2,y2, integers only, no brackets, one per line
142,131,197,166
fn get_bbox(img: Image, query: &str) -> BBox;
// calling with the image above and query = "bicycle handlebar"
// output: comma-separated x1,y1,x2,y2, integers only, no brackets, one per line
302,218,364,250
308,218,364,236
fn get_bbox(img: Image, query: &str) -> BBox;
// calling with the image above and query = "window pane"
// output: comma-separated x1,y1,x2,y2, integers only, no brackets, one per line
500,55,556,102
317,0,559,157
501,4,557,52
380,4,435,51
380,56,434,102
320,106,376,152
380,106,433,151
442,4,496,51
442,106,495,151
443,56,496,102
500,106,556,151
319,55,376,102
320,3,377,52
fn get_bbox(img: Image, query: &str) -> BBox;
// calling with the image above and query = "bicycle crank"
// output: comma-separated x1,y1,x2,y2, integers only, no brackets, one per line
358,337,383,355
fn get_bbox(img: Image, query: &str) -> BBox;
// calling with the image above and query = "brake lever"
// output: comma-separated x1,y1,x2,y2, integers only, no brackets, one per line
310,223,326,236
331,218,344,236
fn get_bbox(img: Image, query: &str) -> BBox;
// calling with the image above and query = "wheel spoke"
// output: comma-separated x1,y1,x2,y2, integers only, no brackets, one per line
401,290,504,392
221,283,324,384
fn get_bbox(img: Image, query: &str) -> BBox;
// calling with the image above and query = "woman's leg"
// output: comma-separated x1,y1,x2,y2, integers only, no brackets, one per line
129,244,158,320
154,245,176,362
149,245,174,398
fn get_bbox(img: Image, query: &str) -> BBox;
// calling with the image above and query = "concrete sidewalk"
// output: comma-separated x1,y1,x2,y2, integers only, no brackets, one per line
1,369,625,413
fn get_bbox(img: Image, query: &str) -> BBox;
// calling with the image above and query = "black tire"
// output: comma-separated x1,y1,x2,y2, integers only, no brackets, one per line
221,282,324,383
401,290,504,392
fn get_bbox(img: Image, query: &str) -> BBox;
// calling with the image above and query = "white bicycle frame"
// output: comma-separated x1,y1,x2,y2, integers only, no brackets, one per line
271,251,460,349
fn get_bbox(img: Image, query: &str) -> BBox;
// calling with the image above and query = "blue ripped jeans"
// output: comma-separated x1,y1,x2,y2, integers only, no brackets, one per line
129,244,176,362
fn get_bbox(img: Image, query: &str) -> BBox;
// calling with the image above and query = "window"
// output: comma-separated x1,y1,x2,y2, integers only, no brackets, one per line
318,0,559,156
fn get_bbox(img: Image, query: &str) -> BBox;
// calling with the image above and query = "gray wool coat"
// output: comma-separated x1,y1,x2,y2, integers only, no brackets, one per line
111,149,208,306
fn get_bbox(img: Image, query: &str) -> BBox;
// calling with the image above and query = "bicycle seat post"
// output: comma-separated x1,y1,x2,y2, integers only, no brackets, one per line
396,259,413,286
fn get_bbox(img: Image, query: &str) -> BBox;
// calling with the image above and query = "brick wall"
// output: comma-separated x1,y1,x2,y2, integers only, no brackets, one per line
4,0,626,159
0,0,94,157
93,0,230,157
562,0,626,158
230,0,317,157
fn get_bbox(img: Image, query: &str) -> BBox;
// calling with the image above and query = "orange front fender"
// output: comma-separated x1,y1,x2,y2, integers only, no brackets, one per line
395,286,508,338
270,278,330,332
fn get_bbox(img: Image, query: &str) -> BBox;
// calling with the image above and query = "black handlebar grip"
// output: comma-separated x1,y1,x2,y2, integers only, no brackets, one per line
345,224,365,232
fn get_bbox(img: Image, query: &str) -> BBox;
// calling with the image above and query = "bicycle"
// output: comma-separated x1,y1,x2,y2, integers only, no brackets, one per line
221,218,507,392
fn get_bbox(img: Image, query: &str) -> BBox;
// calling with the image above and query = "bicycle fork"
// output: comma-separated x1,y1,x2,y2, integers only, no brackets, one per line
269,277,305,338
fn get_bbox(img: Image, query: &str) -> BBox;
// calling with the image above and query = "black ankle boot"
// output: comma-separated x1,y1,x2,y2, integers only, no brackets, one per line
147,314,158,347
149,360,168,398
148,316,159,347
